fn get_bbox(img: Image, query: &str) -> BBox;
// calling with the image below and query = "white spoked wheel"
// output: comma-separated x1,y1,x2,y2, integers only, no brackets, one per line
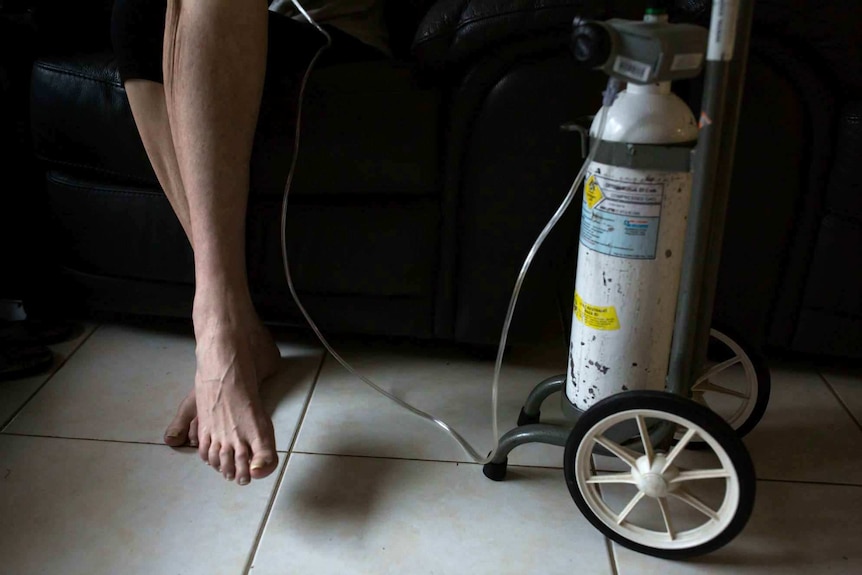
689,327,770,442
564,391,755,559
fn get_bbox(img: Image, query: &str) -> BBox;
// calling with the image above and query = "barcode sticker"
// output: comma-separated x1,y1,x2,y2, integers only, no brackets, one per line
613,56,652,83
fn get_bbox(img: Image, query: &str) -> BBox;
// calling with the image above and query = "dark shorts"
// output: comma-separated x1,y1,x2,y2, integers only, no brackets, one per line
110,0,385,84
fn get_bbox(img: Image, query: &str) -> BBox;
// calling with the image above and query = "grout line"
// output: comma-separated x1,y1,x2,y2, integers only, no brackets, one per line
756,477,862,489
0,323,101,432
240,454,292,575
6,430,861,490
291,450,476,467
264,448,862,489
289,449,570,472
0,431,177,448
605,537,620,575
285,351,327,456
241,350,327,575
817,372,862,433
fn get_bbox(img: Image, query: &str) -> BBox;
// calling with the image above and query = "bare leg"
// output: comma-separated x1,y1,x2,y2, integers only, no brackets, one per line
163,0,279,483
124,80,193,244
122,0,280,485
125,77,281,471
123,80,197,452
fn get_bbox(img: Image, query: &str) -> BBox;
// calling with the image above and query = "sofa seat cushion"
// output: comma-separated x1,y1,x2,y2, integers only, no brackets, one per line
31,51,441,198
31,52,157,186
46,170,440,301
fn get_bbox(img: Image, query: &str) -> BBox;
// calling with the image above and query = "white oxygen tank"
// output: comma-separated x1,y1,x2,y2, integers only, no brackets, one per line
566,82,698,411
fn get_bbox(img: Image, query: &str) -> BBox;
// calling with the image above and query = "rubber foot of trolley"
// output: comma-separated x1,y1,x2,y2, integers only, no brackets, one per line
483,459,508,482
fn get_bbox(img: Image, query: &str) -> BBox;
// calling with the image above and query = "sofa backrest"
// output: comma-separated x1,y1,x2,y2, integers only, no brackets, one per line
383,0,438,59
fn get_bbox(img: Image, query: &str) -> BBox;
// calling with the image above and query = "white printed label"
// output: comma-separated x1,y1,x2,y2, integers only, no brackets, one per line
707,0,739,61
671,52,704,71
612,56,652,83
580,171,664,260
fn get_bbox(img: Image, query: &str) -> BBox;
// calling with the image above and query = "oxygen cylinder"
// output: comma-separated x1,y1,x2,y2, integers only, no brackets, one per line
565,82,698,411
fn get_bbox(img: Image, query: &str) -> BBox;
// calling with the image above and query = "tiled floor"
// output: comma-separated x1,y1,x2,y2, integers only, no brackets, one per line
1,320,860,574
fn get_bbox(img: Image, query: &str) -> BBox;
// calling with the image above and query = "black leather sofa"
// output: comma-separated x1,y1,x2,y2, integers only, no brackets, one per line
25,0,862,357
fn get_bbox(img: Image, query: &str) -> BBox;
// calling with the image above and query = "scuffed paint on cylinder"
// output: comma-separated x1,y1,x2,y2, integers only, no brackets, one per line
565,84,697,410
566,164,692,409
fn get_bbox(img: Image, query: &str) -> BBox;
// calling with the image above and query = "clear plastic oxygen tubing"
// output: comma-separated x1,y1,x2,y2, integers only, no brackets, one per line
283,0,617,465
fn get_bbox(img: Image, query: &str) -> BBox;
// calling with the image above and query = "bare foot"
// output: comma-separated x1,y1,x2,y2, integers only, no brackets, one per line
163,389,199,448
164,307,280,486
163,322,279,448
193,300,281,485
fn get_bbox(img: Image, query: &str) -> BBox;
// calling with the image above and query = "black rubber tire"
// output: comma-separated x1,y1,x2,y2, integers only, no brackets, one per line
700,325,771,440
564,391,756,559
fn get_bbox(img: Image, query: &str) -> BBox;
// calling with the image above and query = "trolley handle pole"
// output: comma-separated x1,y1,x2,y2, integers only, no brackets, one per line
667,0,756,396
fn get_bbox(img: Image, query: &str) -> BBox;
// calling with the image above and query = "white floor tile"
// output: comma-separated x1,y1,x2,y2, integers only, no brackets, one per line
294,339,572,466
0,435,283,575
740,367,862,484
612,480,862,574
251,453,613,575
0,323,96,428
5,323,322,450
821,369,862,425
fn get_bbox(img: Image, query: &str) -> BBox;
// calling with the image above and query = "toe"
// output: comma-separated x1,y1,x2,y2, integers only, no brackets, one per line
163,426,187,447
198,433,212,464
219,446,236,481
188,417,199,448
249,436,278,479
208,441,222,469
235,444,251,486
164,393,196,447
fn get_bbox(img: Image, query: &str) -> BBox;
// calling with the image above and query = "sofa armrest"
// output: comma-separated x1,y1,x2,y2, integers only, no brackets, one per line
412,0,607,70
31,0,113,54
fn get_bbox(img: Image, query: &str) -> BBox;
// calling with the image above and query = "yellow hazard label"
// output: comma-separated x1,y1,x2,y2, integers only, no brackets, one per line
585,174,604,209
575,292,621,331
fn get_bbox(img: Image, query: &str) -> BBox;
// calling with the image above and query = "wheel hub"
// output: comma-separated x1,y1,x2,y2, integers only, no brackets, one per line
632,453,679,498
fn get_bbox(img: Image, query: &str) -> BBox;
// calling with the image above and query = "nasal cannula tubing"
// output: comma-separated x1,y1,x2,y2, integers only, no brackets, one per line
283,1,612,465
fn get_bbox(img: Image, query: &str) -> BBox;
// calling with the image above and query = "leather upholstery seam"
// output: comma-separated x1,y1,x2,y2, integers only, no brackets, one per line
46,172,161,198
37,155,156,186
34,62,122,88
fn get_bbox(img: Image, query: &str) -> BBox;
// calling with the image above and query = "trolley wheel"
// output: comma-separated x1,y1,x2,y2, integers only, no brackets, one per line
564,391,755,559
688,326,770,445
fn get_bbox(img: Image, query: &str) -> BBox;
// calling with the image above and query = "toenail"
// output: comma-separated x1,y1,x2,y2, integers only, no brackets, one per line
165,431,181,438
239,477,250,486
189,441,198,447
